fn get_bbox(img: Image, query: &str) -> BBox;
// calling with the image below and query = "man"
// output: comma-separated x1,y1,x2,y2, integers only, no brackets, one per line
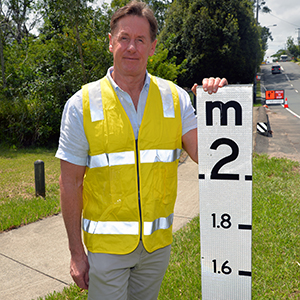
56,1,227,299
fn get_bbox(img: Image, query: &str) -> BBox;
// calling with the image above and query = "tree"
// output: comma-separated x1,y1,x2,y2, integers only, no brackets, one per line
147,42,184,82
0,1,114,147
8,0,32,43
39,0,98,84
1,0,39,44
258,25,273,61
271,49,287,62
159,0,261,87
0,0,40,88
0,16,6,87
254,0,271,23
260,26,272,51
30,1,113,106
286,36,300,60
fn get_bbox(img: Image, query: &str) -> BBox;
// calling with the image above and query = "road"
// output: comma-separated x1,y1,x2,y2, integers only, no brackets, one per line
261,62,300,116
256,62,300,162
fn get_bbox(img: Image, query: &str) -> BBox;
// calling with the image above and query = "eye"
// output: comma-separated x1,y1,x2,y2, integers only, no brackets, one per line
119,36,128,42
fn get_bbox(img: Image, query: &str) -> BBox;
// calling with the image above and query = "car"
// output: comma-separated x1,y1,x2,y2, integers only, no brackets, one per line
272,65,281,74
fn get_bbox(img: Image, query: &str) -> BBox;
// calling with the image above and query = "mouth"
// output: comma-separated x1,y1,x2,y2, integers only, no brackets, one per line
123,57,139,61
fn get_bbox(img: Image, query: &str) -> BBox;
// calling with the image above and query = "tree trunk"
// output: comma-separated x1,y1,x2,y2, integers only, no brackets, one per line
0,26,6,88
74,22,87,84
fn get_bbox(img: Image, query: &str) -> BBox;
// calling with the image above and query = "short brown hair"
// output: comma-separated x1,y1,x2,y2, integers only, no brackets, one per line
110,0,158,42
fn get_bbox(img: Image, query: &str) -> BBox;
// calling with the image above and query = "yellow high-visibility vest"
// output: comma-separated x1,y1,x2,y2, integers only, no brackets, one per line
82,75,182,254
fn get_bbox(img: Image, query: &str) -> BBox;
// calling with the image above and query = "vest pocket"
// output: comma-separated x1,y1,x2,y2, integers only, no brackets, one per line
152,167,167,202
151,162,177,205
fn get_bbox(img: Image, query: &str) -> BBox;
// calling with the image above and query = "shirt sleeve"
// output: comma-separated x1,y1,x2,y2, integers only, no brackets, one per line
176,85,197,136
55,90,89,166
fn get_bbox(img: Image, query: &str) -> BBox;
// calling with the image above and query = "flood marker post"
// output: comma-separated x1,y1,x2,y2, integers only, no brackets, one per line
197,85,253,299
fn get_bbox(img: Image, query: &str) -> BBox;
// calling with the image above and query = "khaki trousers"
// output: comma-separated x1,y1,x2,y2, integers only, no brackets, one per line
87,241,171,300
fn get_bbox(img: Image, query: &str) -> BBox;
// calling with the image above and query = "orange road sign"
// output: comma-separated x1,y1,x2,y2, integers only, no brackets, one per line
265,90,285,104
265,90,284,100
265,90,275,100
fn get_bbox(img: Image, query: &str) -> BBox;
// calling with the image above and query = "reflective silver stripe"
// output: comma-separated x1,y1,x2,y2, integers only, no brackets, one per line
88,149,180,168
87,151,135,168
82,218,139,235
140,149,181,163
144,213,174,235
88,80,104,122
155,77,175,118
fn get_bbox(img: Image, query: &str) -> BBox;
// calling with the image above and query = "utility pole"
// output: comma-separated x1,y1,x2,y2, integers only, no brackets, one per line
256,0,259,24
253,0,260,103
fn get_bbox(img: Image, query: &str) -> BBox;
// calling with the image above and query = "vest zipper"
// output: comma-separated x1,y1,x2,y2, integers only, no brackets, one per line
135,139,143,240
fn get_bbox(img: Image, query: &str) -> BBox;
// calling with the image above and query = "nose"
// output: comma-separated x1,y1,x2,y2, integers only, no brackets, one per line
127,39,136,52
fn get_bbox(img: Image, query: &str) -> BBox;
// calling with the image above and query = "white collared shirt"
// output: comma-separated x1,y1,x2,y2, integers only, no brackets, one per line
55,67,197,166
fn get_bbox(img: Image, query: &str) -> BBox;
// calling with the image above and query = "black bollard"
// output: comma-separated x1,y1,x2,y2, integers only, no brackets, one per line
34,160,45,198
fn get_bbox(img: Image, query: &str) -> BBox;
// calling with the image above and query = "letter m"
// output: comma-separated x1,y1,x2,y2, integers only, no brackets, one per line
206,101,242,126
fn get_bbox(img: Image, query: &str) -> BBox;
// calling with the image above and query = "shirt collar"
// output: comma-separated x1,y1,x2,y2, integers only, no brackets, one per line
106,67,150,93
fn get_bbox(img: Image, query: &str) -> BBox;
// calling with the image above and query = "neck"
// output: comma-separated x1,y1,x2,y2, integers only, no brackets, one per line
112,70,146,110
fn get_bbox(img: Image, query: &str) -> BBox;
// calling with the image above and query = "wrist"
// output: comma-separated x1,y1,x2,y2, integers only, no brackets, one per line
69,243,86,257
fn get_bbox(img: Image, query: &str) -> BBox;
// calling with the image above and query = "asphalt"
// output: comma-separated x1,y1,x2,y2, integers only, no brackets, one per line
254,104,300,162
1,104,300,300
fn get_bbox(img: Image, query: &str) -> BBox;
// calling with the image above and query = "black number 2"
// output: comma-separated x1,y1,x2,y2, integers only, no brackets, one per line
210,138,239,180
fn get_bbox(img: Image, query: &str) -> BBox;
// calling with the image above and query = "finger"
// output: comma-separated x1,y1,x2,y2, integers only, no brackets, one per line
72,273,89,290
208,77,220,94
212,77,222,93
191,83,198,96
219,78,228,87
202,77,215,94
202,78,209,92
84,269,90,289
202,77,228,94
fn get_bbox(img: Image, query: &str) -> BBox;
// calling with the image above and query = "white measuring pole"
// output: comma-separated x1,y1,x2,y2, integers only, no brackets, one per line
197,85,253,300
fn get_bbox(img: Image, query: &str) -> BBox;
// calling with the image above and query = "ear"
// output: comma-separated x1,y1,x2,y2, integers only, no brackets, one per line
149,39,157,57
108,33,113,53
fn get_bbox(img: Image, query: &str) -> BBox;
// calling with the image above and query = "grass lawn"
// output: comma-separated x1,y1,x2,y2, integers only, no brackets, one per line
0,148,299,299
0,147,61,232
254,79,263,107
252,154,300,299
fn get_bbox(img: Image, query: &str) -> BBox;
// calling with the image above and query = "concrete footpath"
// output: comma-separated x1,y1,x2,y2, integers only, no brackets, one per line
0,156,199,300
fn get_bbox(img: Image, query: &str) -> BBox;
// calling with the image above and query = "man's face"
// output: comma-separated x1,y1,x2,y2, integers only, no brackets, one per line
109,15,157,79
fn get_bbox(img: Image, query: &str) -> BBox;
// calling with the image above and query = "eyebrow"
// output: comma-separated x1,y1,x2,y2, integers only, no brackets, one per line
118,31,147,40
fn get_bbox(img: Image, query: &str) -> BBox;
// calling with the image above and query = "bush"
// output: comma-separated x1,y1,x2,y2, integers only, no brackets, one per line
0,96,61,147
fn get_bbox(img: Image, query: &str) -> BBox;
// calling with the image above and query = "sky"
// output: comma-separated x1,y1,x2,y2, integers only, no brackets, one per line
258,0,300,61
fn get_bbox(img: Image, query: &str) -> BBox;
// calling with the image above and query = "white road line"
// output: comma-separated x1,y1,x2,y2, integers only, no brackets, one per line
282,106,300,119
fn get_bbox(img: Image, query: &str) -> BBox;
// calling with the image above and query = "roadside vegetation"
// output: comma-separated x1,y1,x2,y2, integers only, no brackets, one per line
0,148,299,298
0,0,271,149
254,79,263,106
272,36,300,62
